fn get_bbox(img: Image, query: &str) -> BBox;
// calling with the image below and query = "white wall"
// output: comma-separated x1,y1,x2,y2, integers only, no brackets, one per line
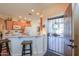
42,4,69,21
30,18,40,36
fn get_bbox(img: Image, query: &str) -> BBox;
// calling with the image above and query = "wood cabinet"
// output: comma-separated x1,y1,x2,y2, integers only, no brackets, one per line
0,17,5,32
5,20,31,30
6,21,13,30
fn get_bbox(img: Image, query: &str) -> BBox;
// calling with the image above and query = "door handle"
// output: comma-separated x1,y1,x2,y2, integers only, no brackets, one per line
70,40,74,42
67,45,77,48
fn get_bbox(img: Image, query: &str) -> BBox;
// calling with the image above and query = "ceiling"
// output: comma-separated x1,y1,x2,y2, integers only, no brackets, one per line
0,3,68,20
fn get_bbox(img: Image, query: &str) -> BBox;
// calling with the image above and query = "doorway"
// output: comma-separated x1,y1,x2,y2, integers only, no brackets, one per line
47,16,64,55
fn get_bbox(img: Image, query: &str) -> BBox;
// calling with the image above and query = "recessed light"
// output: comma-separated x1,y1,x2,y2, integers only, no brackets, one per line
31,9,34,12
24,17,27,20
27,18,31,21
18,16,22,18
36,12,40,15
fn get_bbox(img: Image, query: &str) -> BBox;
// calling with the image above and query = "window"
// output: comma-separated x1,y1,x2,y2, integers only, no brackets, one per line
48,18,64,37
52,18,64,37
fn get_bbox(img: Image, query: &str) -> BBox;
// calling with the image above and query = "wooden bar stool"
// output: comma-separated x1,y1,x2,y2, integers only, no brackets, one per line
0,39,11,56
0,42,2,56
21,41,32,56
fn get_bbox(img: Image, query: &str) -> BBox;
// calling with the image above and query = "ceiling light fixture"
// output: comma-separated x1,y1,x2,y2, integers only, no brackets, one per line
18,16,22,18
36,12,40,15
24,17,27,20
31,9,34,12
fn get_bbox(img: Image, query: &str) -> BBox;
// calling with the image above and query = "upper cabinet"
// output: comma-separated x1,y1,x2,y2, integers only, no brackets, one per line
6,20,13,30
5,18,31,30
0,17,5,32
13,21,31,27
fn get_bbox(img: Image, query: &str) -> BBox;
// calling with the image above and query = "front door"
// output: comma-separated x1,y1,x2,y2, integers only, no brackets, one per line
47,16,64,55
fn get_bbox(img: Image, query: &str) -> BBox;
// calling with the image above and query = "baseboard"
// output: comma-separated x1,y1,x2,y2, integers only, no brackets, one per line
48,50,64,56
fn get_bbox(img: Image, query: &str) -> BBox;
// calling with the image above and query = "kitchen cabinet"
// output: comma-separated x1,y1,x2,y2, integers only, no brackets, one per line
0,17,5,32
6,21,13,30
6,20,31,30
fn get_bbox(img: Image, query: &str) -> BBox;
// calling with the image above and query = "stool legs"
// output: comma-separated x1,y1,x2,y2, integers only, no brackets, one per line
6,42,11,56
30,44,32,56
0,43,2,56
22,44,32,56
0,42,11,56
22,45,25,56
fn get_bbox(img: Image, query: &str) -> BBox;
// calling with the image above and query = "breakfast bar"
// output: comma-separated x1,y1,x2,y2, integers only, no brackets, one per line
4,35,47,56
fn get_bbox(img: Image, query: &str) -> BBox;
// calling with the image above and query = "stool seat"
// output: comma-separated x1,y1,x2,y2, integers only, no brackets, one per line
21,40,32,56
0,39,10,43
21,41,32,45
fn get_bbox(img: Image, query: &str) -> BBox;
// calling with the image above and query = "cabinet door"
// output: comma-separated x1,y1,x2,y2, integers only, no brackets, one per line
10,38,23,56
6,21,13,30
0,19,4,32
43,36,47,53
36,37,44,55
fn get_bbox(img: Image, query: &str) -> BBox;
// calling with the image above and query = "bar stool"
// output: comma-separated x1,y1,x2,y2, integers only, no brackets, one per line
21,41,32,56
0,42,2,56
0,39,11,56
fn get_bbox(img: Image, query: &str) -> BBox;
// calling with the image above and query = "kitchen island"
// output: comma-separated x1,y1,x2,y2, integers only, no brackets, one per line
4,35,47,56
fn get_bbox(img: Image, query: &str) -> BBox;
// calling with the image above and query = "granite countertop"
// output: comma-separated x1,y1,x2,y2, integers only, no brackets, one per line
3,34,46,38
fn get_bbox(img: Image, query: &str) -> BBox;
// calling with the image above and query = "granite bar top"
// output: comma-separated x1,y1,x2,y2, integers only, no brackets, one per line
3,34,46,38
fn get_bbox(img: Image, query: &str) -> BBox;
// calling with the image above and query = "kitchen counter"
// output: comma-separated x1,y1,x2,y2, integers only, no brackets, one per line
3,34,46,38
7,35,47,56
